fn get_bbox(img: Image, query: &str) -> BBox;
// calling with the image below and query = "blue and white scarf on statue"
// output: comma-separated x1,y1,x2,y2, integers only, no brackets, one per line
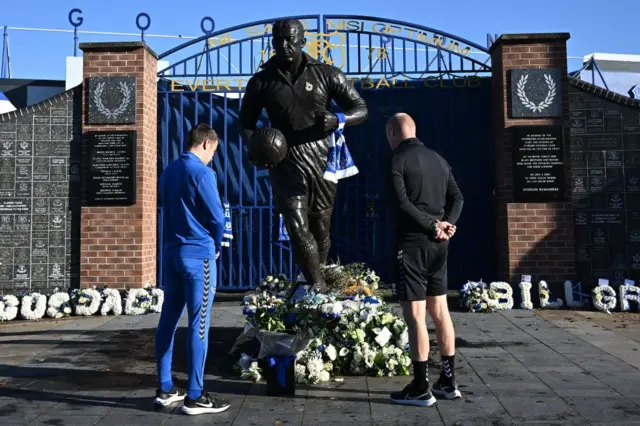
323,112,358,183
221,199,233,247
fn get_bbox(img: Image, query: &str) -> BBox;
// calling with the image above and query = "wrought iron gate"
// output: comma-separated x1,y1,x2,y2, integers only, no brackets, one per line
157,15,494,290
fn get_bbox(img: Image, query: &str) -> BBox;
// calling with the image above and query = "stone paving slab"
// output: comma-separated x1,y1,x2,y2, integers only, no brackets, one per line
0,303,639,425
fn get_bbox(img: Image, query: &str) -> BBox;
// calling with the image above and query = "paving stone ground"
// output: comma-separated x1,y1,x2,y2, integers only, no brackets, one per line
1,301,640,425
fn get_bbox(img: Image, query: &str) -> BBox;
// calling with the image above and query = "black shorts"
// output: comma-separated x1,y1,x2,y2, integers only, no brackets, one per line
396,243,449,300
269,137,337,214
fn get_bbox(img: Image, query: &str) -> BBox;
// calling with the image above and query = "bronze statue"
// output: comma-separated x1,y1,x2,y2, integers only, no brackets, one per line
240,19,368,291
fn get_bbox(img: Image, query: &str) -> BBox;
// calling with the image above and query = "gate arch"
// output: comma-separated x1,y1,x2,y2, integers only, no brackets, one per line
156,15,495,290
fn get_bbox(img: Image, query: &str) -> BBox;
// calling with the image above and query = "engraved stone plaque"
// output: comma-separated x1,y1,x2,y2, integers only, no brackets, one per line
509,68,563,118
86,76,137,125
568,84,640,285
0,89,80,292
512,126,566,202
84,130,137,206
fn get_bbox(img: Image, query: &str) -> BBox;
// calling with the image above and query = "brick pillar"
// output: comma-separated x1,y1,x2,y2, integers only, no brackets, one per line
490,34,575,286
79,42,157,289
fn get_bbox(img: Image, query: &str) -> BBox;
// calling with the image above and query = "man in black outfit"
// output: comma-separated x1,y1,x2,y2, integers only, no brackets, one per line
386,113,464,407
239,19,368,292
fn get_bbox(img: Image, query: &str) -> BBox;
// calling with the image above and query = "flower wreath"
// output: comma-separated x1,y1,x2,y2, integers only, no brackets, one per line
518,281,533,310
124,288,152,315
146,286,164,313
619,284,640,312
20,292,47,320
592,285,616,313
538,280,563,309
46,288,72,318
71,288,102,316
488,282,514,310
100,288,123,316
0,295,20,321
563,280,585,308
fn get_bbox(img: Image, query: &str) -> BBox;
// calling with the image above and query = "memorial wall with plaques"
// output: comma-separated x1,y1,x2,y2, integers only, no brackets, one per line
0,89,81,293
568,85,640,286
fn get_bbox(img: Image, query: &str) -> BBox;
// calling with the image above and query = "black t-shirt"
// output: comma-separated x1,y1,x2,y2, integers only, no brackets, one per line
389,138,464,247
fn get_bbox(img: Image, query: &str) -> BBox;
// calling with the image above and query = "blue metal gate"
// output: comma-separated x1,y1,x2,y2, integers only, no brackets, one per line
156,15,494,290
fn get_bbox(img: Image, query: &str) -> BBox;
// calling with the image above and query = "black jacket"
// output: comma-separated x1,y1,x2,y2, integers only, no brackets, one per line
239,52,366,145
390,138,464,247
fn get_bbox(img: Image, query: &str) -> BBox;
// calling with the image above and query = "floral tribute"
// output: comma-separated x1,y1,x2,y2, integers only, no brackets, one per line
0,285,163,321
459,281,499,313
538,280,563,309
236,264,411,385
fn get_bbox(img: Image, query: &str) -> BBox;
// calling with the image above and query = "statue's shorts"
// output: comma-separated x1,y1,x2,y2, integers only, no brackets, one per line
268,137,337,215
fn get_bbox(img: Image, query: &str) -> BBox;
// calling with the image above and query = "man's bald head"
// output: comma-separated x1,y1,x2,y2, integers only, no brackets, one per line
386,113,417,149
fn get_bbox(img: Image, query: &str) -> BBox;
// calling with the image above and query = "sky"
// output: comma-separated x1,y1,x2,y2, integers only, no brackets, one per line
1,0,638,81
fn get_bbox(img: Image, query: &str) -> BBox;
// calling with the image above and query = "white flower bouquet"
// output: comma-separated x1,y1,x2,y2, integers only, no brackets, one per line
236,266,410,386
460,281,498,313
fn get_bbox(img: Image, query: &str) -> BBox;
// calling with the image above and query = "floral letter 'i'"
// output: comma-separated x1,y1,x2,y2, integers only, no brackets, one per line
519,281,533,309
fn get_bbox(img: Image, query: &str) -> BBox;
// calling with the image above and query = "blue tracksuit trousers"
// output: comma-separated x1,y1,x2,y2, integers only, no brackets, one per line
155,256,216,400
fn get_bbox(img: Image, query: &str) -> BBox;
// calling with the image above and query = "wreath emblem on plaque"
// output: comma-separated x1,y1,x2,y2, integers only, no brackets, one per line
516,73,556,113
92,81,133,119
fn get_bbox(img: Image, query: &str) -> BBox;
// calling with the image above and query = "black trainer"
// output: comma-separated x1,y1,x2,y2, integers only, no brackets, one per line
432,379,462,399
181,392,230,415
154,388,186,406
390,382,437,407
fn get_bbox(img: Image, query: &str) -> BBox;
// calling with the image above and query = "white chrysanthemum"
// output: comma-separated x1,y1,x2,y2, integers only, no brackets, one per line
318,370,330,382
592,285,616,313
0,295,19,321
74,288,102,316
20,293,47,320
619,284,640,312
148,288,164,313
518,281,533,310
46,290,71,319
488,282,514,310
306,357,324,376
100,289,122,315
124,288,151,315
295,364,307,383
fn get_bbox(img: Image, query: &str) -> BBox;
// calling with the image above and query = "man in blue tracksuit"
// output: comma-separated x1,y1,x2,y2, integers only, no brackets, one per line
154,123,230,416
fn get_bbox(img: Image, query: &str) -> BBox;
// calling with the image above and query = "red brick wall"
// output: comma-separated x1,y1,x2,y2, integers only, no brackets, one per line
80,43,157,289
491,35,575,285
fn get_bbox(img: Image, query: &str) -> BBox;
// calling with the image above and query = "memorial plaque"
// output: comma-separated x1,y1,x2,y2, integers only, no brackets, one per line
509,68,563,118
0,89,80,292
84,130,137,206
568,84,640,285
86,76,137,125
512,125,566,202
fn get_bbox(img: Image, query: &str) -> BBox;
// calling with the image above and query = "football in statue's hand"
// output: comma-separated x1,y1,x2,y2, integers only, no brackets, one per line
247,127,288,169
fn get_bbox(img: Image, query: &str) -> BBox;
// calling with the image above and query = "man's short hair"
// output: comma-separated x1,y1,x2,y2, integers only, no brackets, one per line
188,123,218,149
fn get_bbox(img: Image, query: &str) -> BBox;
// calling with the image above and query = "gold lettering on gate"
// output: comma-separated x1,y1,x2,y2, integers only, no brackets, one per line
305,31,346,69
169,76,483,92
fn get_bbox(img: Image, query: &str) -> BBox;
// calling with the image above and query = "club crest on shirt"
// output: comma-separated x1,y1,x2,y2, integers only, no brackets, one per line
305,81,313,91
